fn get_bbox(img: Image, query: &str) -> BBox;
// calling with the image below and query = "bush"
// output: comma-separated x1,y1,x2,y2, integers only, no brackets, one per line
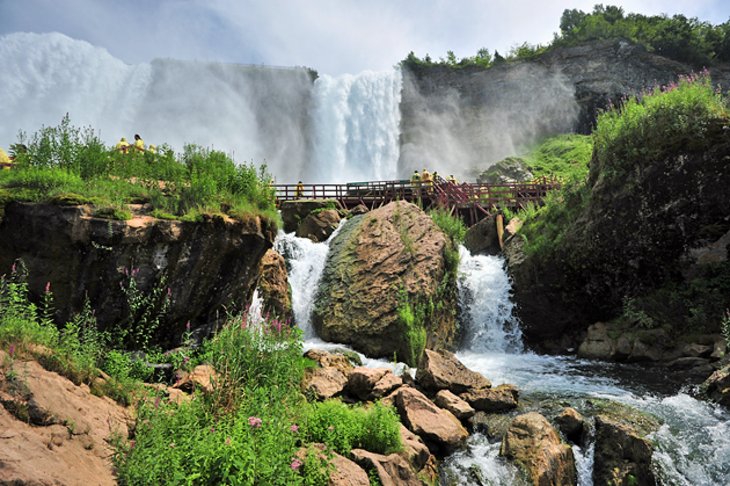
302,400,402,455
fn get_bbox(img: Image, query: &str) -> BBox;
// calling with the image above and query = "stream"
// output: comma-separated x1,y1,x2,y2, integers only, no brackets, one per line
275,229,730,485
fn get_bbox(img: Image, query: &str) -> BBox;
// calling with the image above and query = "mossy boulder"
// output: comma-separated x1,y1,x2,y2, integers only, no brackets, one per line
311,201,458,364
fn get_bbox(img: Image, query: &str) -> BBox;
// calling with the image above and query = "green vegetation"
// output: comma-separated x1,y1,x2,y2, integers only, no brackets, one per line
396,289,429,367
1,115,280,227
519,72,728,258
556,5,730,66
402,5,730,72
522,134,593,182
1,264,404,483
429,207,467,245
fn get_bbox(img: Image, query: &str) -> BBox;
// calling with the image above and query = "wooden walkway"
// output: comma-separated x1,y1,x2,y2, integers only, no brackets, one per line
274,176,560,225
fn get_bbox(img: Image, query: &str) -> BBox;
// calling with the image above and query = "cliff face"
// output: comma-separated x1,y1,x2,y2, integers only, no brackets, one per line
505,121,730,349
399,40,730,178
0,203,276,344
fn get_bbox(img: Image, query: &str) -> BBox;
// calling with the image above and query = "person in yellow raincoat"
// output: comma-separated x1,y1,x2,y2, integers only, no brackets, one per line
0,147,12,169
116,137,130,154
133,134,145,152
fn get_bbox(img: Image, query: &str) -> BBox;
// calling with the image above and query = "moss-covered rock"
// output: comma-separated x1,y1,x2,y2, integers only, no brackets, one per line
312,201,458,365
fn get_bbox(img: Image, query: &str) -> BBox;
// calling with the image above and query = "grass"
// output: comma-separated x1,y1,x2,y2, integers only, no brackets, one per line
1,115,280,227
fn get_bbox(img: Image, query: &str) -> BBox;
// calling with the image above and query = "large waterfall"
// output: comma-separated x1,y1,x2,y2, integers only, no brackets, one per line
0,32,401,183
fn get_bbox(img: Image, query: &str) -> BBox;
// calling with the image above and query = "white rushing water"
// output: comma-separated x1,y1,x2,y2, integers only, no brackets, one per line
311,70,402,182
444,246,730,486
0,32,401,184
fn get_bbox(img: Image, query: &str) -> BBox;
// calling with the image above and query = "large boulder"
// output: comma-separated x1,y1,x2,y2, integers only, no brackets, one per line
460,384,519,413
477,157,534,184
346,367,402,401
0,202,275,346
394,386,468,454
500,412,577,486
312,201,459,364
297,443,370,486
257,249,293,322
296,208,342,242
416,349,491,394
434,390,475,420
593,415,657,486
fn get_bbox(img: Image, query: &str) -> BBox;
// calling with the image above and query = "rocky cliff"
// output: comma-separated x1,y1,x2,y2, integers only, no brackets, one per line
311,201,458,364
399,39,730,178
0,202,276,344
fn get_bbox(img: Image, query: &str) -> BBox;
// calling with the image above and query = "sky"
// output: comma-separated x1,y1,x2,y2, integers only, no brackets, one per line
1,0,728,75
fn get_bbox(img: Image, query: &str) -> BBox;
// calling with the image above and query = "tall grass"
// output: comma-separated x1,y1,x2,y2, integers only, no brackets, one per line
4,116,279,226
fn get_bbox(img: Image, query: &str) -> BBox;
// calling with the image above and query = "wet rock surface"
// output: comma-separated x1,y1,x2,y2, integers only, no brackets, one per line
257,249,293,322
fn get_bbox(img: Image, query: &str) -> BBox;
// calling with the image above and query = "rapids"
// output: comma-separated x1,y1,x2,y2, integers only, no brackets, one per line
279,231,730,485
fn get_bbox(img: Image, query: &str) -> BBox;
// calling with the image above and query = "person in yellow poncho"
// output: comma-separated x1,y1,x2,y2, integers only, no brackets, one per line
133,134,145,152
116,137,130,154
147,144,157,154
0,147,12,169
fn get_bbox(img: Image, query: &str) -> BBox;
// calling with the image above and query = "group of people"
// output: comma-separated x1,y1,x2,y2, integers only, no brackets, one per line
115,134,156,154
410,168,458,192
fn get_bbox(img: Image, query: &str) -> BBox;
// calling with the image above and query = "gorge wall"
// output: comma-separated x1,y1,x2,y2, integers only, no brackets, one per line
0,203,276,344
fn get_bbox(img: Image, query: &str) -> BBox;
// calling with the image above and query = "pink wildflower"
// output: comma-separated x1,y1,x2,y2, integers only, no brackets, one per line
45,281,51,293
248,416,262,428
225,436,232,446
290,459,302,471
8,344,15,357
11,263,16,274
289,424,299,433
154,396,161,409
185,320,191,331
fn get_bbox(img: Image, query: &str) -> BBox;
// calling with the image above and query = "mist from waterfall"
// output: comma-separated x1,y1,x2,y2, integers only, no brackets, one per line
0,32,401,184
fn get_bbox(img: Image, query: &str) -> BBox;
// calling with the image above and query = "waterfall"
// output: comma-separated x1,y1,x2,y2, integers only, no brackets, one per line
274,221,346,338
0,32,402,184
310,70,402,182
457,246,523,353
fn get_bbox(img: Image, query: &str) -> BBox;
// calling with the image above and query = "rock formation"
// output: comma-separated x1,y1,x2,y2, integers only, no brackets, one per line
257,249,293,322
312,201,458,364
500,412,577,486
0,202,276,345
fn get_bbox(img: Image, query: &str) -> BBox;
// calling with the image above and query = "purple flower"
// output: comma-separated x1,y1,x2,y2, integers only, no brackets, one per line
289,424,299,433
8,344,15,357
290,459,302,471
248,416,262,428
154,396,161,409
44,281,51,293
185,320,191,331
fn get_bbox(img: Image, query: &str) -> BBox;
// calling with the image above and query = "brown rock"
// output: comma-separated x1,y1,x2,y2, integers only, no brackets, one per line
577,322,616,359
301,367,348,400
682,343,714,358
296,208,342,242
416,349,491,394
500,412,577,486
463,215,500,256
349,204,369,216
297,443,370,486
350,449,421,486
304,349,355,376
280,199,338,233
346,367,389,400
594,414,656,486
434,389,476,420
397,424,432,471
0,358,130,485
173,364,218,394
257,249,293,322
703,363,730,406
394,386,468,454
460,384,518,413
554,407,585,443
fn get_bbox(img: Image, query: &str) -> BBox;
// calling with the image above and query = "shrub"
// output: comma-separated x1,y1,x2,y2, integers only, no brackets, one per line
429,207,467,244
302,400,402,455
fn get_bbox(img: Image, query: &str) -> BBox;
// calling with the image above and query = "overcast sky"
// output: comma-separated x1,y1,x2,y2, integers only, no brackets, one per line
1,0,728,75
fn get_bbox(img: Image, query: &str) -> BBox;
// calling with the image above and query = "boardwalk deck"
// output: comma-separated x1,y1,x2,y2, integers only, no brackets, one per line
274,176,560,225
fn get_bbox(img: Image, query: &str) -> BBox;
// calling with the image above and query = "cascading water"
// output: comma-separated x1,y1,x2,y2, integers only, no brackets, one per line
0,32,401,183
444,245,730,485
310,71,401,182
